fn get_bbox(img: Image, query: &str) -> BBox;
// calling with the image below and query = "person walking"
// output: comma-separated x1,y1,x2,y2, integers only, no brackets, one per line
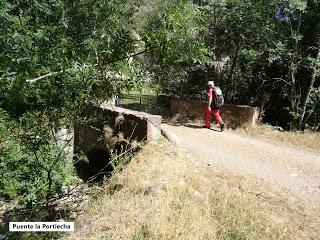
205,81,225,131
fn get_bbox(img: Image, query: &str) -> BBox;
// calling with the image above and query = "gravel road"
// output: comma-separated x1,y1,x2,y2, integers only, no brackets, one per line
162,123,320,207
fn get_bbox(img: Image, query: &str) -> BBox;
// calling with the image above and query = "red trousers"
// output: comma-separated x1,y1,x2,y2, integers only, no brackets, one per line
205,108,223,127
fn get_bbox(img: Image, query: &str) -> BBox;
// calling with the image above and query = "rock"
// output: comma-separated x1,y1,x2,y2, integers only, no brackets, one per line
273,126,284,132
80,184,89,191
99,226,110,231
193,191,205,201
130,140,139,150
113,184,123,191
179,180,187,187
60,186,69,195
207,162,212,166
144,187,156,196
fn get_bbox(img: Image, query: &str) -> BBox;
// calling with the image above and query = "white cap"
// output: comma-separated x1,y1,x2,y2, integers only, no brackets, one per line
208,81,214,86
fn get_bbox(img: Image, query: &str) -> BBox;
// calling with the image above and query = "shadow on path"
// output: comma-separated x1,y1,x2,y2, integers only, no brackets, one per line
165,122,221,132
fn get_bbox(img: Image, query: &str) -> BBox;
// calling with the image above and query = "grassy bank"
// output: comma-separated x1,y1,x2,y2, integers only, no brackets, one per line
65,139,295,240
235,124,320,151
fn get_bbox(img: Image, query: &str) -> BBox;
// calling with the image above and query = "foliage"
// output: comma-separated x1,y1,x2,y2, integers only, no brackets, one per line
110,144,134,173
305,87,320,130
139,0,208,85
0,108,75,206
158,0,320,130
0,0,319,225
0,0,207,214
0,0,206,117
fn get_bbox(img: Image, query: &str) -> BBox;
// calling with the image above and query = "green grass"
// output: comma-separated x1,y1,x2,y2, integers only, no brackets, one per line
118,94,168,116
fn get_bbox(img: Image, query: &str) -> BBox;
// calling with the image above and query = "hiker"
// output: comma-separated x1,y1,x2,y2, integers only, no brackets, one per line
205,81,225,131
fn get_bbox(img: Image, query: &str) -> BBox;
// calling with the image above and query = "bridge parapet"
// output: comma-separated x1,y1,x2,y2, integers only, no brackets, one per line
74,105,162,180
170,98,260,128
99,104,162,142
76,105,162,154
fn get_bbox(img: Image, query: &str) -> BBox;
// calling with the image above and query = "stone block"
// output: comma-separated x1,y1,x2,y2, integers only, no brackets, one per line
100,105,162,141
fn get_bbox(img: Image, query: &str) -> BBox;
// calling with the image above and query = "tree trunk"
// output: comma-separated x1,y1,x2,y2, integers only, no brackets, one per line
289,14,302,129
298,46,320,130
228,37,240,82
290,61,297,112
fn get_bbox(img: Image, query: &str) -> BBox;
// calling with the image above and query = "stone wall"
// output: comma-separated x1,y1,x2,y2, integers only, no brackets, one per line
75,105,162,155
99,105,162,142
54,127,74,162
170,98,260,128
73,105,162,180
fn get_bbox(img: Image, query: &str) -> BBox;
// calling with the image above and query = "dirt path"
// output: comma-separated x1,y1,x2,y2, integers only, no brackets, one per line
162,123,320,208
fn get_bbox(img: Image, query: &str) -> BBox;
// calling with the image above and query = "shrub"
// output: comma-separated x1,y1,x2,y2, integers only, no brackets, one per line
0,108,76,206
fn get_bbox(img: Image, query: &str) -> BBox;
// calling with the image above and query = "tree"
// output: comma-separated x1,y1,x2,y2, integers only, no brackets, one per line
298,0,320,129
185,0,320,130
0,0,208,208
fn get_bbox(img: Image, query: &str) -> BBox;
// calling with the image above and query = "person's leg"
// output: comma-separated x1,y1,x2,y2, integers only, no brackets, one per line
212,109,223,124
205,108,211,128
212,109,225,131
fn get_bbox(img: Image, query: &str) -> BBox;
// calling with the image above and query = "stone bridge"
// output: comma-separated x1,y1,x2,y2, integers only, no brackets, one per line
73,104,162,181
57,99,259,181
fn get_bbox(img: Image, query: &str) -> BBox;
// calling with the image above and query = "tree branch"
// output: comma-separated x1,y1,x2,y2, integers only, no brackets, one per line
26,48,154,84
272,77,292,85
100,48,153,66
26,70,64,83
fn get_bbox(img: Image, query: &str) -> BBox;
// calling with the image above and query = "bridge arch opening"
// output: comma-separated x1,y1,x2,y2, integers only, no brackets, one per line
76,148,113,182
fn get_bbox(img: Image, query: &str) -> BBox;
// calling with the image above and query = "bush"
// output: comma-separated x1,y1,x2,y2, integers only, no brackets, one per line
0,109,76,206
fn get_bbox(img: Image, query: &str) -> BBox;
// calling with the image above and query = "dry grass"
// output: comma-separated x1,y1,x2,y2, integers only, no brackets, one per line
65,139,299,240
234,124,320,151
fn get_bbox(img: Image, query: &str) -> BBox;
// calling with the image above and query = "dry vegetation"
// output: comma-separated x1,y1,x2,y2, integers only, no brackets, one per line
234,124,320,151
64,138,312,240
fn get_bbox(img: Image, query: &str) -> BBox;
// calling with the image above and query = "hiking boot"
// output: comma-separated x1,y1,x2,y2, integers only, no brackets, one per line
220,124,225,132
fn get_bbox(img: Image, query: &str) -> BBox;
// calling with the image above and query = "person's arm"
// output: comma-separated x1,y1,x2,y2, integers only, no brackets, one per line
208,95,212,111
